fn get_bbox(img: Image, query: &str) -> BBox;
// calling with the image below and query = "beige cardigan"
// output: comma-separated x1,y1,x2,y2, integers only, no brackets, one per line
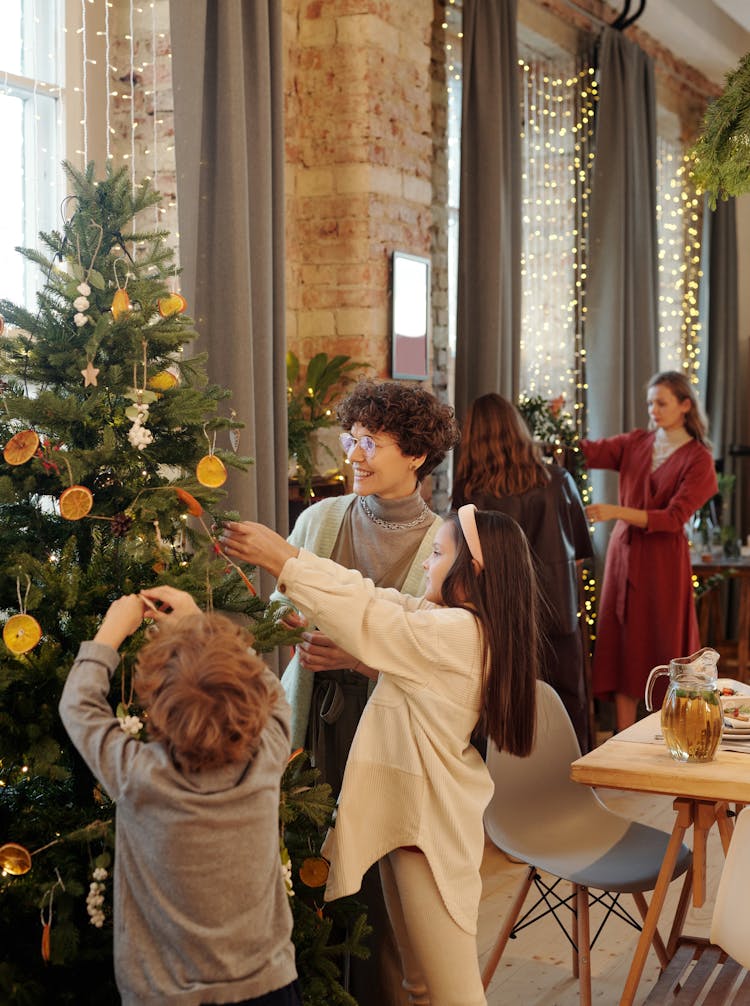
276,548,493,935
276,494,441,748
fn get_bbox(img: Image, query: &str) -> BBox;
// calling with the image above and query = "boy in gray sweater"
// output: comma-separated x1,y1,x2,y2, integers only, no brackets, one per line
59,584,300,1006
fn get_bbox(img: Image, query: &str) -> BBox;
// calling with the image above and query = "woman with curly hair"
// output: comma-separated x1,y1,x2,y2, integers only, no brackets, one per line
275,377,459,1006
279,379,459,788
452,393,592,751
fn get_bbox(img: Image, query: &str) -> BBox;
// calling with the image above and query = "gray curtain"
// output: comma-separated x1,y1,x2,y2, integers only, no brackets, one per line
705,197,739,470
170,0,288,604
585,26,658,438
454,0,520,423
584,27,658,558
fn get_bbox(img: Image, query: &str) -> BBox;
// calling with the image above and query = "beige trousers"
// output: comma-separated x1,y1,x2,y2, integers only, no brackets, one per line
379,848,487,1006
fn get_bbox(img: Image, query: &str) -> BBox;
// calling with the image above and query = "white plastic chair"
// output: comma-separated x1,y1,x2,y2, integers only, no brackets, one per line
482,681,693,1006
711,805,750,968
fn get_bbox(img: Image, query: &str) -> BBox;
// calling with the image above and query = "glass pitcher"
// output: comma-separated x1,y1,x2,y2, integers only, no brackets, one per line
645,647,722,763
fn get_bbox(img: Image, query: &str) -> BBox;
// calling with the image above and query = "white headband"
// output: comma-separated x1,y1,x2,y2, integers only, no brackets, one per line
457,504,485,570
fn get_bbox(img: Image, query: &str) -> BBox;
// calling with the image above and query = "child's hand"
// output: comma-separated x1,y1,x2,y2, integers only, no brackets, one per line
94,595,149,650
139,585,202,622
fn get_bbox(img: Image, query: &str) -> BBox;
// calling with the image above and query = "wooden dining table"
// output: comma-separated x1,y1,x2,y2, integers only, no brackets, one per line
571,713,750,1005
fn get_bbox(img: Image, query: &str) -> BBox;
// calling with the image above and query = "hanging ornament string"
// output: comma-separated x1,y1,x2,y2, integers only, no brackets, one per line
40,869,65,963
105,0,111,163
80,0,88,166
73,223,103,340
31,0,40,240
129,0,136,209
120,655,135,712
126,340,154,451
152,0,159,230
17,573,31,617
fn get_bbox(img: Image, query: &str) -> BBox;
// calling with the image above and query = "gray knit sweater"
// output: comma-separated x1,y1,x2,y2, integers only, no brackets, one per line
59,641,297,1005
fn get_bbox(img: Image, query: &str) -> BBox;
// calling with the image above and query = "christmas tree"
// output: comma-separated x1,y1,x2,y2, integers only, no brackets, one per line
0,162,368,1004
689,51,750,207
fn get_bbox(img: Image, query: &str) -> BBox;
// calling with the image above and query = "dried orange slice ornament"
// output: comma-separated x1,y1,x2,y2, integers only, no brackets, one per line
0,842,32,876
196,454,227,488
4,430,40,466
3,614,42,655
60,485,94,521
158,293,187,318
111,288,131,320
299,857,330,888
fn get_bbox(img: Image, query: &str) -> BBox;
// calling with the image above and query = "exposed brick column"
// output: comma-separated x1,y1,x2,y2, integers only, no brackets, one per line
283,0,434,373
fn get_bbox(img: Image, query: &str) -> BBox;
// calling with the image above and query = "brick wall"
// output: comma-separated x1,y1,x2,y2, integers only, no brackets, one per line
283,0,435,373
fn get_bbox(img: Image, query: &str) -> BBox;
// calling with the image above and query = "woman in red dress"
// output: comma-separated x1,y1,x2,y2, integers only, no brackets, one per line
581,371,717,730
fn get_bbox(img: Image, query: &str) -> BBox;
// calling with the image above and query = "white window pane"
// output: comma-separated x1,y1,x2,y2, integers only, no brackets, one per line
0,0,22,76
0,94,26,306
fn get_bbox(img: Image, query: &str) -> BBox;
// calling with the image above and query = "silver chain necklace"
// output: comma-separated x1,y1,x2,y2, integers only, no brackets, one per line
359,495,430,531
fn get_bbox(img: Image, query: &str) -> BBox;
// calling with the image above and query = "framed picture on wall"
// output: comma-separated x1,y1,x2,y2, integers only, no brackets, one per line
391,251,430,381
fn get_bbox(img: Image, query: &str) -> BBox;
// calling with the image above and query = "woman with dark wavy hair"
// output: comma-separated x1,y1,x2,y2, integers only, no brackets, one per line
273,378,459,1006
581,370,717,730
453,392,592,751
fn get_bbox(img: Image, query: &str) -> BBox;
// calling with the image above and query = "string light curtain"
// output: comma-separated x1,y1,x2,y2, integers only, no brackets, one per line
655,133,704,376
518,47,597,430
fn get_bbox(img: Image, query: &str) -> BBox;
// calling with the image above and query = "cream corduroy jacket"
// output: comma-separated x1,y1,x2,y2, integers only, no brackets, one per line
277,548,494,935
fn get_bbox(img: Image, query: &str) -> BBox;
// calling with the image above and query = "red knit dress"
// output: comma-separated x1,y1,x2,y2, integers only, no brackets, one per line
580,430,717,701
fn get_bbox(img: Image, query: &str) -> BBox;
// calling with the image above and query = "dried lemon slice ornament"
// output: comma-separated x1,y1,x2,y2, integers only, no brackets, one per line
158,292,187,318
147,369,179,392
3,614,42,655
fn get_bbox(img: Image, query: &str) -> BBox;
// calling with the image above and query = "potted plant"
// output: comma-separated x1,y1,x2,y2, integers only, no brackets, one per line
286,351,366,501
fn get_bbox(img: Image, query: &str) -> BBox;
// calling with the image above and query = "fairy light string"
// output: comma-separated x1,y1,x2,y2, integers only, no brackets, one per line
105,0,111,162
80,0,88,165
129,0,136,203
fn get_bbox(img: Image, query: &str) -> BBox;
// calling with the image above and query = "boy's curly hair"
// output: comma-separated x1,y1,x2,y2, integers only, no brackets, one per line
134,612,276,773
336,379,460,478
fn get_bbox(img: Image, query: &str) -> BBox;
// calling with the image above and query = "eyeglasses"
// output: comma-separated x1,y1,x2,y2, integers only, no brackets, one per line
340,432,378,460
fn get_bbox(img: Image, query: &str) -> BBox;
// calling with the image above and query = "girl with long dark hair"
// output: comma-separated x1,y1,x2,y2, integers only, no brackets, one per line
220,506,540,1006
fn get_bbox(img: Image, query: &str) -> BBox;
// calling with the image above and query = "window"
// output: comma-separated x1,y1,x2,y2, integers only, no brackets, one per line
0,0,64,309
518,39,596,412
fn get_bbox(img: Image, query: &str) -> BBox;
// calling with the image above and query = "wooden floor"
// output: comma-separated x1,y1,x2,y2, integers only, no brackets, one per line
478,786,725,1005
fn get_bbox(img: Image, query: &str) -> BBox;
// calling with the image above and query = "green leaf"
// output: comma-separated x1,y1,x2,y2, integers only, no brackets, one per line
88,268,106,291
